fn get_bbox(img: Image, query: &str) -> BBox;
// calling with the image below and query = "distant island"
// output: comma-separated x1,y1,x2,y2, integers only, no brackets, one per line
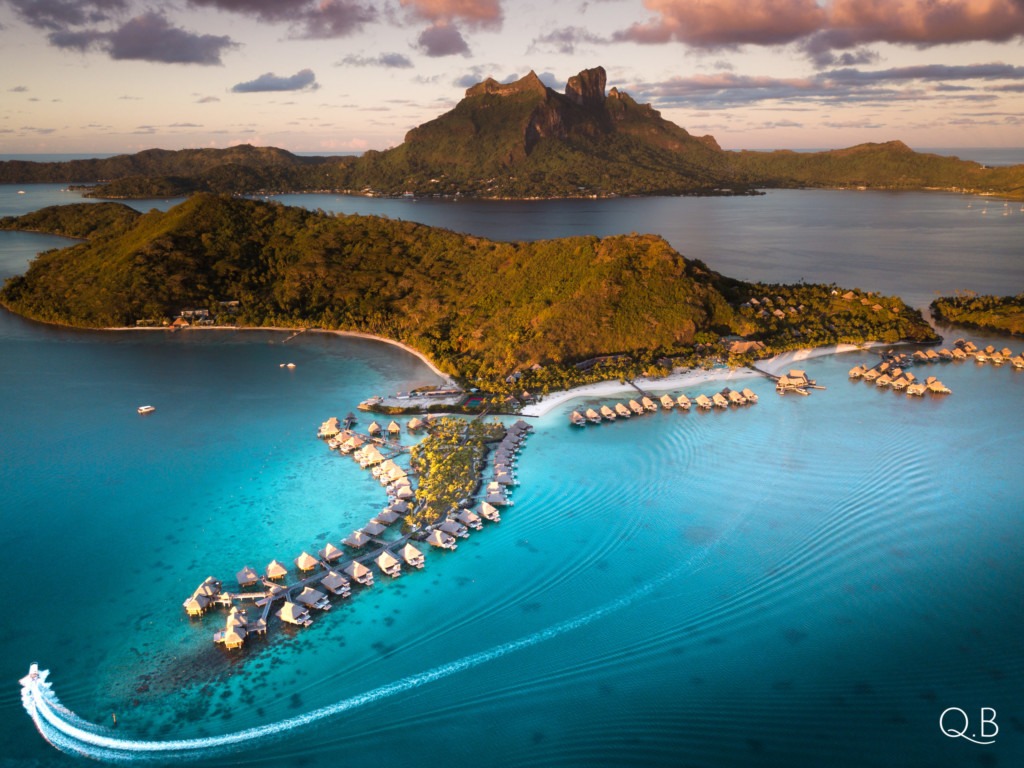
1,195,937,394
2,66,1022,201
931,293,1024,336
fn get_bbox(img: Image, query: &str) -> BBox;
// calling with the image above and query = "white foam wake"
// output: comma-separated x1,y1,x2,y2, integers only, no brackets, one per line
22,519,733,763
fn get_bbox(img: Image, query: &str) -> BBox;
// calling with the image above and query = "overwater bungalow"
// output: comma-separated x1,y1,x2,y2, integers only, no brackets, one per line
236,565,259,588
395,486,415,500
891,376,910,391
991,352,1006,366
615,402,632,418
485,491,510,505
628,399,645,415
926,380,952,394
402,543,425,569
343,560,374,586
295,551,319,572
439,520,470,539
906,383,927,397
266,560,289,580
368,421,382,436
276,601,313,627
340,434,364,453
456,509,483,530
376,509,401,525
938,348,954,360
407,417,427,432
363,520,387,537
875,374,893,388
358,446,385,467
712,392,729,408
862,368,881,382
741,388,758,403
376,551,402,578
570,410,587,427
320,542,344,562
214,607,248,650
600,405,617,420
321,570,351,597
848,364,867,378
660,394,675,409
641,396,658,412
317,417,341,439
479,501,501,522
1000,347,1013,357
925,349,940,361
951,348,968,360
676,394,691,410
387,420,401,436
183,593,211,617
1011,355,1024,369
725,389,746,405
585,408,602,423
694,394,713,409
388,499,411,515
426,530,457,550
295,586,331,611
984,345,996,355
912,350,929,363
343,530,370,548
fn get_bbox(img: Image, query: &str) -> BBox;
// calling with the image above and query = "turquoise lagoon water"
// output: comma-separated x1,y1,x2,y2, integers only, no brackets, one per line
1,184,1023,767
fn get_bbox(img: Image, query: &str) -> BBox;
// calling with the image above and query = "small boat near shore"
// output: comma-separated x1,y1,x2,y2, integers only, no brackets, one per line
137,405,156,415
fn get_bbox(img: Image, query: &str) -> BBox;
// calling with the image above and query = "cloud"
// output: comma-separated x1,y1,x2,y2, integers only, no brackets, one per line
9,85,29,92
339,52,414,68
7,0,129,32
631,62,1024,109
185,0,314,22
294,0,378,38
47,27,107,51
616,0,1024,65
529,26,605,54
105,12,236,64
400,0,502,28
196,95,220,103
417,21,469,56
232,68,319,92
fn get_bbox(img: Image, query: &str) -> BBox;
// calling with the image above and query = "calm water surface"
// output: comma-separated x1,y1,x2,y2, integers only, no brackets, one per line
0,181,1022,767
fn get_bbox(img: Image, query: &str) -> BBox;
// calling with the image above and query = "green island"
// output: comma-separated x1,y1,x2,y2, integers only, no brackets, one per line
1,194,937,397
930,293,1024,336
2,67,1022,201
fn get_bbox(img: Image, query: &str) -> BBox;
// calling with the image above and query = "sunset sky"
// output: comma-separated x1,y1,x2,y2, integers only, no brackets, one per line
2,0,1023,154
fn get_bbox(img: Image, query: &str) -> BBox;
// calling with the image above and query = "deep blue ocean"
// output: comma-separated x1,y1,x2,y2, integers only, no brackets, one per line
1,174,1022,767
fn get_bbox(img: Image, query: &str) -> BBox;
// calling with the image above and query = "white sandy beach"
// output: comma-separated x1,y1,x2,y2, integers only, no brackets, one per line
520,343,873,417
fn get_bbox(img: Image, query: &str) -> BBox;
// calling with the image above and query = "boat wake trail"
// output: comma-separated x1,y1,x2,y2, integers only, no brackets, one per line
21,524,733,764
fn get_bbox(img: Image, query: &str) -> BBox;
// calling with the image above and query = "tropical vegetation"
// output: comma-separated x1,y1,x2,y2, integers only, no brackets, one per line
930,292,1024,335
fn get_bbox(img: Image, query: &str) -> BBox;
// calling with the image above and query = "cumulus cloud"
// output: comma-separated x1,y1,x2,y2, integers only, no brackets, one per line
617,0,1024,65
7,0,129,31
417,22,470,56
295,0,378,38
400,0,502,28
232,68,319,92
185,0,313,22
529,26,606,54
339,52,414,68
106,12,236,64
9,85,29,92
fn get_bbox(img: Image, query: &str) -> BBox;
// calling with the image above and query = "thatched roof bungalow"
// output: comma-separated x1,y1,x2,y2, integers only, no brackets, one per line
600,405,617,420
694,394,712,409
660,394,675,409
343,560,374,585
266,560,288,580
402,543,425,568
321,570,351,596
456,509,483,530
712,393,729,408
426,530,457,550
320,542,344,562
641,396,658,412
479,501,501,522
676,395,691,409
236,565,259,588
343,530,370,548
741,388,758,403
368,421,382,436
295,551,319,572
585,408,602,423
295,586,330,610
277,601,312,627
615,403,632,418
362,520,387,537
628,399,645,415
376,551,402,578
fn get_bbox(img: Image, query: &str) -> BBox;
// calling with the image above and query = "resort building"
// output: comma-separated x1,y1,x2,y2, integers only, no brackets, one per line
277,601,313,627
402,543,426,569
266,560,289,580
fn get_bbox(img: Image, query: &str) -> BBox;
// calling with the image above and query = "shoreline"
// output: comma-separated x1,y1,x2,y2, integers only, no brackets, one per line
520,343,874,418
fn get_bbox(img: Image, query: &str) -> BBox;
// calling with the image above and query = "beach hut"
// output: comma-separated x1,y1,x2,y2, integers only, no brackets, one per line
479,501,501,522
585,408,602,423
456,509,483,530
615,403,632,418
343,530,370,548
741,388,758,403
387,420,401,436
343,560,374,586
712,393,729,408
362,520,387,537
402,543,425,569
321,570,351,597
676,395,691,410
368,421,382,436
660,394,675,409
236,565,259,588
319,542,344,562
276,601,312,627
266,559,289,580
426,530,457,550
295,551,319,572
295,586,331,611
628,399,645,415
376,551,402,578
641,396,658,412
694,394,712,409
569,410,586,427
600,405,617,420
